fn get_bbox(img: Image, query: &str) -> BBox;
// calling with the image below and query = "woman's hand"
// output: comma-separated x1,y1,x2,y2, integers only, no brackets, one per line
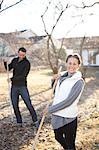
52,74,61,81
43,104,49,115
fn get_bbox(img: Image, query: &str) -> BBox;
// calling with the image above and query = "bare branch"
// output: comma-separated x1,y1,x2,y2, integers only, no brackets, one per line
0,0,4,9
0,0,4,5
41,0,52,17
0,0,24,13
41,0,52,36
51,4,69,35
71,13,94,18
41,15,49,35
71,1,99,9
41,2,69,36
51,1,99,35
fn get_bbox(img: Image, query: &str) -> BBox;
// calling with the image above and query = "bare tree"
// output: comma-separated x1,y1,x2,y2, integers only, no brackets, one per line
41,1,69,74
41,0,99,74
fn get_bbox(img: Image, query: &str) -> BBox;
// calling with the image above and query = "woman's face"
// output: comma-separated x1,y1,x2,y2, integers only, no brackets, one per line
66,57,80,74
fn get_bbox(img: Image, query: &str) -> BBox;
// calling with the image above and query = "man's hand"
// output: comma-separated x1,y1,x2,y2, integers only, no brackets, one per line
7,78,11,83
3,57,9,62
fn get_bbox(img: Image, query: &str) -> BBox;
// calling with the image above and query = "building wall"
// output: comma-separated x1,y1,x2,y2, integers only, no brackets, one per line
62,36,99,66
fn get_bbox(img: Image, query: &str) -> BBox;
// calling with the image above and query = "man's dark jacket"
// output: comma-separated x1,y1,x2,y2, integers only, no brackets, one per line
4,57,30,86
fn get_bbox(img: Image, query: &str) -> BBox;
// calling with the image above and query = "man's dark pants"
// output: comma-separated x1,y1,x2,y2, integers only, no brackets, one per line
11,86,37,123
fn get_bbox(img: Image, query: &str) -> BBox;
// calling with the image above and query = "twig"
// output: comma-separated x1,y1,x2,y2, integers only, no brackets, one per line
0,0,24,13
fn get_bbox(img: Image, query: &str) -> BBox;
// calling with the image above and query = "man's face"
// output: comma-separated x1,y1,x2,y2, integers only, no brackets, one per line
18,50,26,60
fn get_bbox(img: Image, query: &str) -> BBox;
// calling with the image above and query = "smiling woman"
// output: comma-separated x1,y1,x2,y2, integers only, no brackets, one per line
43,53,85,150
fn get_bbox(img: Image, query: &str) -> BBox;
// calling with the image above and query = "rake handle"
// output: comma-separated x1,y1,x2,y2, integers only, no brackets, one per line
32,66,62,150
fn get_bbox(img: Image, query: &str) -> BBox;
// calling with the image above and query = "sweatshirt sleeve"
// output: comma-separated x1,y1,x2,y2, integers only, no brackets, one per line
48,79,84,114
4,59,14,71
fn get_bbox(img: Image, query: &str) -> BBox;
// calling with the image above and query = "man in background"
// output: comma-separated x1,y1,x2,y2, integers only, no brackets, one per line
4,47,39,128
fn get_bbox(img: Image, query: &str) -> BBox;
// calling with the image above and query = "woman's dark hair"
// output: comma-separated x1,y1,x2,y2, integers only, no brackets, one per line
66,53,82,65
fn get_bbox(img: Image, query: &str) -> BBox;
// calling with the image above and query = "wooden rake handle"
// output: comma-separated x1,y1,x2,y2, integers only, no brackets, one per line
6,61,13,122
32,66,62,150
32,105,48,150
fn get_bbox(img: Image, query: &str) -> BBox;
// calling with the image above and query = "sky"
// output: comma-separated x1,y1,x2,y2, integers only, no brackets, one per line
0,0,99,39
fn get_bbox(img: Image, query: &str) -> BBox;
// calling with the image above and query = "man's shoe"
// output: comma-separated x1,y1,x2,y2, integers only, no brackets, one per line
17,123,23,127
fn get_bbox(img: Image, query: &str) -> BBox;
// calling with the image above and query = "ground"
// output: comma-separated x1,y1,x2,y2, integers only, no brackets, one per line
0,69,99,150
